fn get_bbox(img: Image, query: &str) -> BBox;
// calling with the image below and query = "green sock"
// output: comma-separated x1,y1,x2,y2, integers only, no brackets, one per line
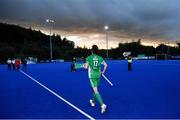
92,93,96,102
95,93,103,106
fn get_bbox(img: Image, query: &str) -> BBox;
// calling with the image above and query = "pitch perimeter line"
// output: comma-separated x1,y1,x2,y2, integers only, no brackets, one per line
19,70,95,120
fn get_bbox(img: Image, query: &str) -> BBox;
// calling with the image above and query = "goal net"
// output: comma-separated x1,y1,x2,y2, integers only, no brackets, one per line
156,54,167,60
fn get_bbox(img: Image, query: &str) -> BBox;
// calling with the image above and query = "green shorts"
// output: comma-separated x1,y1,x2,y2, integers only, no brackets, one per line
90,78,100,87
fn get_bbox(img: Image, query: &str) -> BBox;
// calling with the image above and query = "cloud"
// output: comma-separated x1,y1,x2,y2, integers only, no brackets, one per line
0,0,180,46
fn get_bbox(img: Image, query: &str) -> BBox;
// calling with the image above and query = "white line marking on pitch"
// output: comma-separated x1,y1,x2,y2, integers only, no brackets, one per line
19,70,95,120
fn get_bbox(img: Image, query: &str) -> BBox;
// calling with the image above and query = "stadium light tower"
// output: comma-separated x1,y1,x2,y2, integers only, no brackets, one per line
46,19,55,62
104,25,109,59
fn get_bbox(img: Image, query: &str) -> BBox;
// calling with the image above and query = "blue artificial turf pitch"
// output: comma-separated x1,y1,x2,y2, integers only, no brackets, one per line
0,60,180,119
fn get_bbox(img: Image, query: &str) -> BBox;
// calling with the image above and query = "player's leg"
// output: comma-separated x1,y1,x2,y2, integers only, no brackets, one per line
92,87,103,105
8,64,10,70
90,78,106,113
92,86,107,113
71,63,73,72
89,79,96,106
17,65,20,70
90,78,103,105
90,93,96,107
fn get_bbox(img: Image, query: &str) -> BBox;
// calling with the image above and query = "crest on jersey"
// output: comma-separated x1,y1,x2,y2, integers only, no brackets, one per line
93,56,98,61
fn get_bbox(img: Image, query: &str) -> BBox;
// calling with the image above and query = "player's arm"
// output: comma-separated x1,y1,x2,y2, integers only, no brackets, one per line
83,62,89,69
83,57,89,69
101,61,107,74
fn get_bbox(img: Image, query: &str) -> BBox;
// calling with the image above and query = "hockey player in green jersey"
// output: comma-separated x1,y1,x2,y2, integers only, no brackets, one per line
84,45,108,114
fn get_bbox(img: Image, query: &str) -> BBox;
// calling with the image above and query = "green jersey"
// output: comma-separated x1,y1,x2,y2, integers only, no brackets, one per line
86,54,104,79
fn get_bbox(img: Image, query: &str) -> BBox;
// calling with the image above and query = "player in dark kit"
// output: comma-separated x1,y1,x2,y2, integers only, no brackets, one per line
22,58,27,70
71,57,76,72
127,55,132,71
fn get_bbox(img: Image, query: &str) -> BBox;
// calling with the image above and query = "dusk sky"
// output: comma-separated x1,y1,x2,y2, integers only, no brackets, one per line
0,0,180,48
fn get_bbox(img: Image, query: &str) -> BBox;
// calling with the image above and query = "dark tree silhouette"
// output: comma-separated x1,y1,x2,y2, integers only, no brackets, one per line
0,22,180,63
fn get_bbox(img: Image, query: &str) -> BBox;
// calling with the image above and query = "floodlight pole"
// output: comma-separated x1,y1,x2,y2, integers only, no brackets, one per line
167,42,170,54
104,25,109,59
46,19,54,62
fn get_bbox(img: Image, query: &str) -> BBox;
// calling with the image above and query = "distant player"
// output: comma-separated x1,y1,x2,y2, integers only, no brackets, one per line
15,59,21,70
7,58,12,70
12,59,16,70
71,57,76,72
22,58,27,70
84,45,108,114
127,55,132,71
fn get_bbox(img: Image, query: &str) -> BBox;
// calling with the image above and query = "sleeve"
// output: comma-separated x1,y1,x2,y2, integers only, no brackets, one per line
86,57,89,63
100,57,104,64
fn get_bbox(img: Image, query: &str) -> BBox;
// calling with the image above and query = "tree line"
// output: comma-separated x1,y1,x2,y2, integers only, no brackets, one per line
0,22,180,63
